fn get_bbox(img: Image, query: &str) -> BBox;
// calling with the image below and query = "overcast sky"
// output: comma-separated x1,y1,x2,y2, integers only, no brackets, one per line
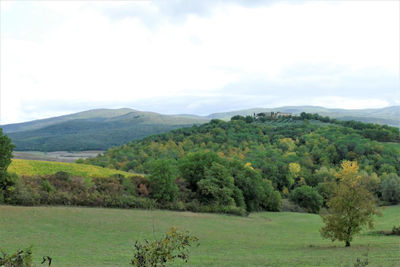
1,0,399,124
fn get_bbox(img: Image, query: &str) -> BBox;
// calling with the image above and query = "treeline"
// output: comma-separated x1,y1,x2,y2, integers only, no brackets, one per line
1,152,281,216
251,112,399,142
84,114,400,212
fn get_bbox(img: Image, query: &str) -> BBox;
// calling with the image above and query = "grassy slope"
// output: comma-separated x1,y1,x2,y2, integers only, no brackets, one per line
8,159,137,178
0,205,398,266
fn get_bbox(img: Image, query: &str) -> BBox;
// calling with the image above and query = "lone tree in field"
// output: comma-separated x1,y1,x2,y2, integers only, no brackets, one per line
320,161,380,247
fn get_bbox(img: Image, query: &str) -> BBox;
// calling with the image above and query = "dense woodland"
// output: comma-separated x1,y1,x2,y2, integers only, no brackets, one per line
79,113,400,213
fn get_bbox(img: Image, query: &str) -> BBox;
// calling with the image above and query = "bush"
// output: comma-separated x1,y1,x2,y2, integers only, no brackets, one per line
0,247,52,267
391,225,400,236
131,227,199,267
380,173,400,204
289,185,323,213
281,199,305,212
260,180,281,211
0,247,33,267
0,172,19,203
54,171,71,182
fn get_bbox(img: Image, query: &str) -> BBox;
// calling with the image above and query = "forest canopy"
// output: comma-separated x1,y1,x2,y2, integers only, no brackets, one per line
83,113,400,212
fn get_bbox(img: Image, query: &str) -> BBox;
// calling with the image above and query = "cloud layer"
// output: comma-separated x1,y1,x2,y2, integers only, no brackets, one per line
1,0,398,124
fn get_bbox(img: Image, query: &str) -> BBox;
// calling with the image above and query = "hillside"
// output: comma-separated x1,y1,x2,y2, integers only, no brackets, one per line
209,106,400,126
1,106,398,152
2,109,208,151
86,114,399,175
83,114,399,211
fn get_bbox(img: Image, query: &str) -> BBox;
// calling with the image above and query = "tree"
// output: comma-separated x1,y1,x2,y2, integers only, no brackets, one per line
197,162,236,206
289,185,323,213
178,152,224,191
320,161,380,247
0,128,15,202
148,159,178,202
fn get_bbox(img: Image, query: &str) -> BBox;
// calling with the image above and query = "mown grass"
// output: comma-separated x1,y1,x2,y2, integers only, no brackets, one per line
0,205,399,266
8,159,139,178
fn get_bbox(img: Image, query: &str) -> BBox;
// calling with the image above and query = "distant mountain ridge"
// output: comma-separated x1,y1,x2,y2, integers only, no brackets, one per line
2,108,208,151
1,106,398,151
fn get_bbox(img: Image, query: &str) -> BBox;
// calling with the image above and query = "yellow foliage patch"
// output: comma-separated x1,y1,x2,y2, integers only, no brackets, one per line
8,159,138,178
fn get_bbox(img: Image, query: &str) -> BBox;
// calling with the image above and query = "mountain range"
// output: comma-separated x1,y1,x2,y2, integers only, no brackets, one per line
2,106,399,151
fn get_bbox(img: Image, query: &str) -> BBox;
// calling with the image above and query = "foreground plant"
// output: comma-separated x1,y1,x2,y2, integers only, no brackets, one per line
0,247,33,267
131,227,199,267
0,247,52,267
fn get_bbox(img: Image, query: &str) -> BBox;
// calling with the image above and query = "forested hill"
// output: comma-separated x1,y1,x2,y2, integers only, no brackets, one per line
208,106,400,126
86,113,399,184
3,109,208,151
2,106,398,151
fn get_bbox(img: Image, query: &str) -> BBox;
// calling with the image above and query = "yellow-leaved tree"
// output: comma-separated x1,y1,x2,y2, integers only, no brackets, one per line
320,161,380,247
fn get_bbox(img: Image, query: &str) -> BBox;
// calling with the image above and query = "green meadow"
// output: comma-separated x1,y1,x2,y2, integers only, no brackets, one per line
0,205,399,266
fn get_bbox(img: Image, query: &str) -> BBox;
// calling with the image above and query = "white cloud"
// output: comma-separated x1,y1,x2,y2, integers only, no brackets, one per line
0,0,399,124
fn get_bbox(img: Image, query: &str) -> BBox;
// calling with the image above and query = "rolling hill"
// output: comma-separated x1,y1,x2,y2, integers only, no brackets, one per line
1,106,398,152
2,109,208,151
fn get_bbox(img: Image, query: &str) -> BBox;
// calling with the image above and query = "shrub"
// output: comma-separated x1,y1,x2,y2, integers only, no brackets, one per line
0,247,33,267
380,173,400,204
131,227,199,267
391,225,400,236
0,247,52,267
281,199,305,212
54,171,71,182
0,172,19,203
289,185,323,213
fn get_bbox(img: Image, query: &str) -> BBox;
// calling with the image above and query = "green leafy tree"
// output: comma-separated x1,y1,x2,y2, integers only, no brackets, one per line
289,185,323,213
197,162,236,206
320,161,380,247
178,152,224,191
0,129,15,202
148,159,178,202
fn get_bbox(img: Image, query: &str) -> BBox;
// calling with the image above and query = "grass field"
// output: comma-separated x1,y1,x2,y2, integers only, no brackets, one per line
0,205,399,266
8,159,139,178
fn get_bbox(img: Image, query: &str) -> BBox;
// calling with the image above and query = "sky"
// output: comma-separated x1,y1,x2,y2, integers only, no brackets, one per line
0,0,399,124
